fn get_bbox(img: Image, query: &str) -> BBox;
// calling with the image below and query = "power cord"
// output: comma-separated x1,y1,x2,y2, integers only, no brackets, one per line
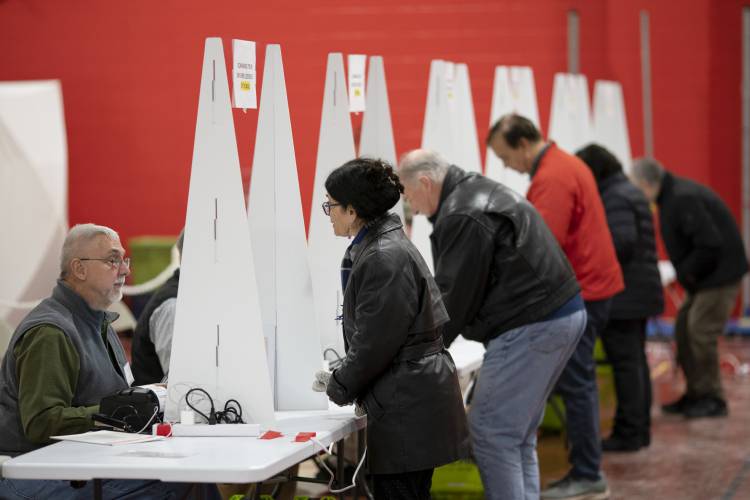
215,398,244,424
109,404,160,433
311,437,367,494
185,388,245,424
323,348,344,370
134,406,160,434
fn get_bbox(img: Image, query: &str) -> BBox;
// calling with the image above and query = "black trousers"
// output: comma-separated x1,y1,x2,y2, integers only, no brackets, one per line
372,469,434,500
600,318,651,444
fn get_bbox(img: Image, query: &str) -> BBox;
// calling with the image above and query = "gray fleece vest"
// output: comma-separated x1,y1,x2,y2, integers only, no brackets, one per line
0,281,129,455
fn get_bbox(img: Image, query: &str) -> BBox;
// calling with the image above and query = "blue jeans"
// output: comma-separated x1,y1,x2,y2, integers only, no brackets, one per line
0,477,220,499
553,298,611,480
469,307,587,500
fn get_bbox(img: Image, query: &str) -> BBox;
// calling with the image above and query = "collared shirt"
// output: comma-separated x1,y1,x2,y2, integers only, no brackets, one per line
340,226,369,294
529,142,552,178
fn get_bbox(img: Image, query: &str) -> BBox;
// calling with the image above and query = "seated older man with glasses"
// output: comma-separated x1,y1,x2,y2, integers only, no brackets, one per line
0,223,219,500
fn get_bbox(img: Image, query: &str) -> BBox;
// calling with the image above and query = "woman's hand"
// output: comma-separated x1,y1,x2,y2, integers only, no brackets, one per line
312,370,332,392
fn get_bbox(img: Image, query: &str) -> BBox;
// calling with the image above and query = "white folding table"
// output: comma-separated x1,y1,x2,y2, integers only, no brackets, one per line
448,336,486,404
3,343,485,498
3,408,366,499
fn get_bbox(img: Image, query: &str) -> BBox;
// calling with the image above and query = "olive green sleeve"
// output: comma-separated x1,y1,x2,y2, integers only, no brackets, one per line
14,325,99,444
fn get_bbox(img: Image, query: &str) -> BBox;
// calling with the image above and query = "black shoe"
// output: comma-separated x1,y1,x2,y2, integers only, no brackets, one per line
640,432,651,448
662,394,691,415
684,397,728,419
602,435,641,452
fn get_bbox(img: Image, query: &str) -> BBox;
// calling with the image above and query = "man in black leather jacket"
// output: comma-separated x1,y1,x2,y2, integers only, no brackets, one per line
632,157,748,418
399,149,589,500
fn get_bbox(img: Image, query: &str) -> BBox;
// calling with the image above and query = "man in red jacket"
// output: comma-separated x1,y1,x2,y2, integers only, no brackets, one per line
489,114,624,500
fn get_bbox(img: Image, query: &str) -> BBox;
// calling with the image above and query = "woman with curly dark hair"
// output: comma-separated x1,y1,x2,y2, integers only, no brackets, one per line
315,157,469,499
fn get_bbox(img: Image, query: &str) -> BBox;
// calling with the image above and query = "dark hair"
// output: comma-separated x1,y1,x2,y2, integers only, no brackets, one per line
325,157,404,222
486,113,542,148
575,143,623,184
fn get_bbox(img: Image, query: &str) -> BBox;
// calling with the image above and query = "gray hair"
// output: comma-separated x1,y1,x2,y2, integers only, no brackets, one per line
398,149,450,183
60,223,120,278
631,157,665,187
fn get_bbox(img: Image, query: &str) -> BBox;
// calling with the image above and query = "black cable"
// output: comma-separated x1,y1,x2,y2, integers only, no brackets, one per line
215,399,244,424
323,348,344,370
184,388,245,424
185,388,214,424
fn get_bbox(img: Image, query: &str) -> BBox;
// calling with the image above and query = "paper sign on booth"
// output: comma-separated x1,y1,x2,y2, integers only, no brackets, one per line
232,39,257,109
348,54,366,112
445,62,456,104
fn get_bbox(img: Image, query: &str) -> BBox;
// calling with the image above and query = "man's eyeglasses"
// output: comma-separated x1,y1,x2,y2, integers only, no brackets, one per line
321,201,341,216
79,257,131,270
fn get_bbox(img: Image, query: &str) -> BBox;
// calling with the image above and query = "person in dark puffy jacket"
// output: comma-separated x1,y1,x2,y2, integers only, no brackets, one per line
577,144,664,451
318,157,469,499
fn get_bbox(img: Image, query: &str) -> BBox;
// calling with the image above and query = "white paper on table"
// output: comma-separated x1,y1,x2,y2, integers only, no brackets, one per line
232,39,257,109
51,430,165,446
347,54,366,112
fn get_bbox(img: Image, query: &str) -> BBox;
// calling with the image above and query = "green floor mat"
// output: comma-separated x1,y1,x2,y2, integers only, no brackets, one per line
431,460,484,499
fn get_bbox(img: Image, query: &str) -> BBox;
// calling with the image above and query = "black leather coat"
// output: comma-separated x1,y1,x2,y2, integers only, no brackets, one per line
429,166,580,346
326,214,469,474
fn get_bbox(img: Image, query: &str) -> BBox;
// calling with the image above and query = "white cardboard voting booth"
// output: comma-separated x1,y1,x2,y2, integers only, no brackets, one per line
248,44,327,411
359,55,405,223
308,53,357,358
592,80,633,173
166,38,275,426
548,72,594,155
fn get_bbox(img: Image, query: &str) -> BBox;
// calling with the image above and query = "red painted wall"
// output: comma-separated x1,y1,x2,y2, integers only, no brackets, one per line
0,0,744,258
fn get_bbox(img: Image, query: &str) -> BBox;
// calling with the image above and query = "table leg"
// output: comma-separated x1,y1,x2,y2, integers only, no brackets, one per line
252,482,262,500
94,479,103,500
337,438,345,499
354,429,365,499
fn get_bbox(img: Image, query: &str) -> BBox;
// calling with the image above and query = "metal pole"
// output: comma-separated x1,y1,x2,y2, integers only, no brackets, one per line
742,8,750,314
640,11,654,158
568,10,580,74
336,438,345,499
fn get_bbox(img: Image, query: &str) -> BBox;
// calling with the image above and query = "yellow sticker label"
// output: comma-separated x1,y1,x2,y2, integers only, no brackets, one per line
240,81,251,91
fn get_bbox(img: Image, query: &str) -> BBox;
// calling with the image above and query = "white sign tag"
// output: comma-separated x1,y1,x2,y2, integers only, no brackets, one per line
444,61,456,103
232,39,257,109
123,362,135,386
348,54,366,112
